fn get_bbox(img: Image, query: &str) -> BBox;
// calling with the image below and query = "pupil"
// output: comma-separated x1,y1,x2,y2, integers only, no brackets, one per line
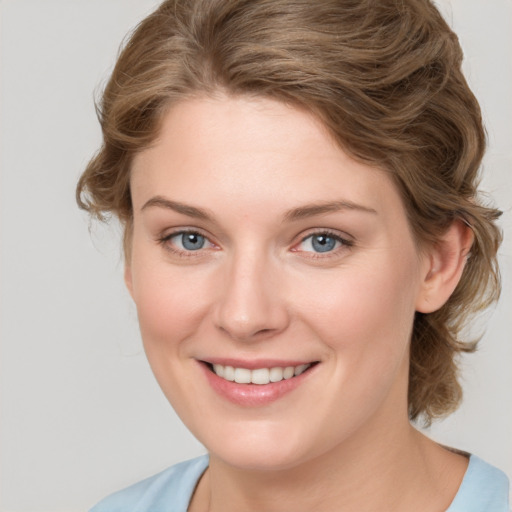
312,235,335,253
182,233,204,250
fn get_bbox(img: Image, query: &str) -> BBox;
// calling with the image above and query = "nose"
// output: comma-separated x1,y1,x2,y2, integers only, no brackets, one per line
213,250,290,342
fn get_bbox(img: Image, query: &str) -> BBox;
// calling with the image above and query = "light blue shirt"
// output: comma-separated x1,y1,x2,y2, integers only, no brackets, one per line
90,454,509,512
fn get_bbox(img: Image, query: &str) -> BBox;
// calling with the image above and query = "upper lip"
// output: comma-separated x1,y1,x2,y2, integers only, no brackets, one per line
199,358,318,369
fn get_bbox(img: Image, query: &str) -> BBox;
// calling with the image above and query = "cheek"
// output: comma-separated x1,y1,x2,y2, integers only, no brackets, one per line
291,255,420,433
297,253,420,364
129,253,212,355
130,260,217,410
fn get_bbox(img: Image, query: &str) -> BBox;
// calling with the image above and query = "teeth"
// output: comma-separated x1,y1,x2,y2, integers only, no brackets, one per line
283,366,295,379
223,365,235,382
269,367,283,382
252,368,270,384
211,363,312,384
234,368,251,384
213,364,224,378
294,364,309,376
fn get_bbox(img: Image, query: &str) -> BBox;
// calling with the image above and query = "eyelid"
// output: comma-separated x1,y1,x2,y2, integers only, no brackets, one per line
291,229,354,255
296,228,353,244
160,227,208,242
158,227,219,257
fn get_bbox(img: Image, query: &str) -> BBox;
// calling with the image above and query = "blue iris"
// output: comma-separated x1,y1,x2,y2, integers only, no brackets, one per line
311,234,337,253
181,233,206,251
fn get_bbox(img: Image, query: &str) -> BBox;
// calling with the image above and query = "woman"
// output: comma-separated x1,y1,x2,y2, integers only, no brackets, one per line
77,0,509,510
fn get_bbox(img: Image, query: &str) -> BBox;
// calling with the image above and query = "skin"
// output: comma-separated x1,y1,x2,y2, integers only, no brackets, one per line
126,94,471,511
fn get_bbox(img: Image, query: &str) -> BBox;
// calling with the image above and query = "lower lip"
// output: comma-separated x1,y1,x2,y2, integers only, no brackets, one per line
199,362,316,407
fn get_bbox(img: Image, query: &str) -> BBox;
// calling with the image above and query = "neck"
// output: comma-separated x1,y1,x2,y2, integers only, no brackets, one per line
192,414,466,512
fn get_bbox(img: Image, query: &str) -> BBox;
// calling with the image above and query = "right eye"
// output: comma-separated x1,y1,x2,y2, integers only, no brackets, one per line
159,230,216,256
170,232,208,251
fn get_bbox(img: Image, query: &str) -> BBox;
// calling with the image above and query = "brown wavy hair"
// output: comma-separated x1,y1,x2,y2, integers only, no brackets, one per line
77,0,502,424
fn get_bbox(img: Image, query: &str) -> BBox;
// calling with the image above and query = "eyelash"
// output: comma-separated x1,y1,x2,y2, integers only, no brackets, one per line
157,229,216,258
293,230,354,258
157,229,354,259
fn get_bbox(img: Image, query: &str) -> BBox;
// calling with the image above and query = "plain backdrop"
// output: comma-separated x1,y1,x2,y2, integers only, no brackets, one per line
0,1,510,511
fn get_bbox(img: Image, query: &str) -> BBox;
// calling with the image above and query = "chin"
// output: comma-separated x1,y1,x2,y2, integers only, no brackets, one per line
193,418,327,472
211,443,309,472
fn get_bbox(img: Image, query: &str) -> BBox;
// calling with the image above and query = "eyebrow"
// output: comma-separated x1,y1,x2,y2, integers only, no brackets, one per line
283,200,377,222
141,196,377,222
141,196,212,220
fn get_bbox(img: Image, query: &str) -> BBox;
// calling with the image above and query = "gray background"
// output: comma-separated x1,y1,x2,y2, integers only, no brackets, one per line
0,1,510,510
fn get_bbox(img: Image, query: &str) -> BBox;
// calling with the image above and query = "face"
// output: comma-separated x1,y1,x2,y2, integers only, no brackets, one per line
127,95,430,471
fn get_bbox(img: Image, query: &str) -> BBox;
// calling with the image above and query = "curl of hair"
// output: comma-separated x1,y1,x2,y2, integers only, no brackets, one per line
77,0,502,424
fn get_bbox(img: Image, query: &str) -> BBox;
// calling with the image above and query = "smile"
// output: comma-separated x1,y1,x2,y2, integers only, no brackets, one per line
200,359,319,406
211,363,312,385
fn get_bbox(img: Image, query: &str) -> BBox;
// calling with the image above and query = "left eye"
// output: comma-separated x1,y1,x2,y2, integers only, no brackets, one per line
169,232,210,251
298,233,343,253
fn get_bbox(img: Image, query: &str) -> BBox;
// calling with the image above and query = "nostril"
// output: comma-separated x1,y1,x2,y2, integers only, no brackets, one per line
216,323,280,342
254,328,275,337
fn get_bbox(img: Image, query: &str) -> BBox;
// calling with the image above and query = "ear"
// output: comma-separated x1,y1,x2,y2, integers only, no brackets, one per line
124,262,134,299
416,220,474,313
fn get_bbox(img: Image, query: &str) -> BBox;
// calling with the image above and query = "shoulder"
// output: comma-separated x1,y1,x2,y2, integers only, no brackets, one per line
447,454,510,512
89,455,209,512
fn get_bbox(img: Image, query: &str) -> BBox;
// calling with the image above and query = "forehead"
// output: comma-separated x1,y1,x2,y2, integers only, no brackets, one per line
130,95,405,223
